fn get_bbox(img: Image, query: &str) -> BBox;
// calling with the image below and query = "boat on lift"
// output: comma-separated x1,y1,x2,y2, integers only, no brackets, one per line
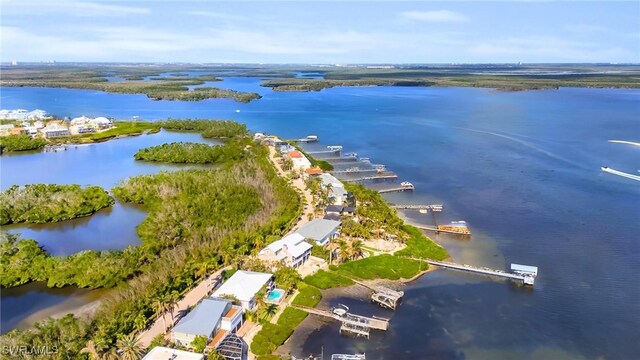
400,181,414,190
332,304,349,317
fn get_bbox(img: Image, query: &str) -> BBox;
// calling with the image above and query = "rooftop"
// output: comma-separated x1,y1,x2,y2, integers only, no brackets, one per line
305,167,323,175
325,205,344,213
288,150,304,159
261,233,313,258
296,219,341,241
142,346,204,360
173,298,231,337
212,270,273,302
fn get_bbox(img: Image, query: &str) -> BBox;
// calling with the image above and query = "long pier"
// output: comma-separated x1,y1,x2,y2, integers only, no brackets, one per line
343,173,398,182
409,223,471,235
391,204,443,212
425,260,537,286
331,168,383,175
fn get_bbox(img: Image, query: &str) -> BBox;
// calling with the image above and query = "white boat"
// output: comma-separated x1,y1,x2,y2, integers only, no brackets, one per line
400,181,414,190
332,304,349,317
306,135,318,141
601,166,640,181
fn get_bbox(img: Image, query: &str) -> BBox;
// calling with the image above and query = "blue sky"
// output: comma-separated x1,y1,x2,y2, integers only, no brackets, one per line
1,1,639,63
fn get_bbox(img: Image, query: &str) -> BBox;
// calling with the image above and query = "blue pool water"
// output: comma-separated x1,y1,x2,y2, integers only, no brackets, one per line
267,289,286,303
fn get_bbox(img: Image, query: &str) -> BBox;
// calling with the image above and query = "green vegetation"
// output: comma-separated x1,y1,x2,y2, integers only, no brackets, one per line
335,254,427,280
2,75,261,102
134,142,245,164
88,121,160,142
251,306,309,356
290,282,322,308
191,335,208,353
343,183,405,238
395,224,449,260
0,184,114,225
1,122,302,358
0,134,47,152
304,270,354,289
263,78,434,91
160,119,248,138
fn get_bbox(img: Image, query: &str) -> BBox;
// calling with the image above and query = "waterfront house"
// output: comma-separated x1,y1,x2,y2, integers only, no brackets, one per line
40,124,70,138
325,205,344,216
258,233,313,268
318,173,348,205
171,297,243,349
287,150,312,171
212,270,274,311
90,116,113,129
295,219,341,247
70,116,92,126
143,347,204,360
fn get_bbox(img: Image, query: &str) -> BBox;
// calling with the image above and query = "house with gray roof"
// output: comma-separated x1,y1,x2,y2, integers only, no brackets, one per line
295,218,341,247
172,297,243,349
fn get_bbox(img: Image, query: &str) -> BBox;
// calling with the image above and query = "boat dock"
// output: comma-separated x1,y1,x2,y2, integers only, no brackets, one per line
368,183,415,194
348,278,404,310
601,166,640,181
391,204,443,212
293,306,389,339
331,168,385,175
409,223,471,235
425,260,538,286
343,173,398,182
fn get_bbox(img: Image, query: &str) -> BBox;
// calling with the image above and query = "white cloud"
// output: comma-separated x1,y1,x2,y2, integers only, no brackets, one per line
400,10,468,23
2,0,150,17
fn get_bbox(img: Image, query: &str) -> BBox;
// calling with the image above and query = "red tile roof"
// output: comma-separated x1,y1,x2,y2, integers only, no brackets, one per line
306,167,323,175
288,150,304,159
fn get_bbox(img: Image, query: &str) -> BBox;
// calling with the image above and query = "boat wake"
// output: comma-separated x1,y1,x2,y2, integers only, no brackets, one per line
456,127,579,167
608,140,640,147
601,167,640,182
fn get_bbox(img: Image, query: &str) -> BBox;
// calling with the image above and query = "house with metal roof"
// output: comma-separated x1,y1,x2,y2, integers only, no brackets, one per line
295,218,341,247
319,173,348,205
212,270,274,311
171,297,243,349
258,233,313,268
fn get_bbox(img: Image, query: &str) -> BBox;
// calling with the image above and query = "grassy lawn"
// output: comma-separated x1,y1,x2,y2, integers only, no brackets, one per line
394,225,449,260
336,254,428,280
304,270,354,289
290,282,322,307
277,307,308,327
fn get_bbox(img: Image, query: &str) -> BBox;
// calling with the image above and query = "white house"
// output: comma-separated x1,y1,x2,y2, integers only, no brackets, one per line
295,219,341,247
258,233,313,268
212,270,273,311
90,116,113,129
318,173,348,205
40,124,70,138
172,298,243,349
70,116,92,126
143,347,204,360
287,150,312,171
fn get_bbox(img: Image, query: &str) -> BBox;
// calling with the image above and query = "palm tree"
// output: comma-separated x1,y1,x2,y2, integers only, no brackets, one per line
350,239,365,260
262,303,278,320
80,340,101,360
338,239,350,263
152,297,169,332
102,348,120,360
167,292,180,325
116,333,144,360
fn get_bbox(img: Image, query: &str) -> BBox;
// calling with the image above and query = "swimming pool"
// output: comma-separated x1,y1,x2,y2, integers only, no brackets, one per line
266,289,285,303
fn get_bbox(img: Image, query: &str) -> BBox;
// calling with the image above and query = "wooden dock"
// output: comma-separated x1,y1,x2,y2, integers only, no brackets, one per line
391,204,443,212
293,306,389,338
410,223,472,235
425,260,537,286
348,278,404,310
343,173,398,182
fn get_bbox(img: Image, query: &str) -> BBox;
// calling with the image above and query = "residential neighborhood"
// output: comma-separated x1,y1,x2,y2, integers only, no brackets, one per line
0,109,114,138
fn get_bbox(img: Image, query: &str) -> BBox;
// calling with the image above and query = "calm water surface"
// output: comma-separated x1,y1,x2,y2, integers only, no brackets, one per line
0,80,638,358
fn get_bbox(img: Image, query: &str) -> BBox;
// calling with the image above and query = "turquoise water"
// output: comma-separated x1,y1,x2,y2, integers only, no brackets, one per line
0,79,638,358
267,289,286,302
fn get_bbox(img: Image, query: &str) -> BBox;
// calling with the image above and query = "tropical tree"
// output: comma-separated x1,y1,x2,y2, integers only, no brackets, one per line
338,239,350,263
152,297,169,332
80,340,102,360
116,333,144,360
102,348,120,360
350,239,365,260
274,266,301,292
167,292,180,324
261,303,278,320
191,335,208,353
